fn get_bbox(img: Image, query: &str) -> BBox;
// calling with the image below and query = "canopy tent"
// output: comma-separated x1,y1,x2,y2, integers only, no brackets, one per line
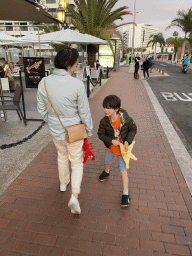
0,33,24,42
1,0,60,23
40,29,107,44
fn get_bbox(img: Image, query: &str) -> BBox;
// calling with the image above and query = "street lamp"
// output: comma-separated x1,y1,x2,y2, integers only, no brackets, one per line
128,0,138,73
57,0,69,29
60,0,67,9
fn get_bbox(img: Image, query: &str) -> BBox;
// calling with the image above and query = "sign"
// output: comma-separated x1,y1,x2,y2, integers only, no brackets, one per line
23,57,45,88
99,40,116,68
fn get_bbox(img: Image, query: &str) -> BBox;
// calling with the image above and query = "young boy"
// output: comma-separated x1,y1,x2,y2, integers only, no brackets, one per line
98,95,137,207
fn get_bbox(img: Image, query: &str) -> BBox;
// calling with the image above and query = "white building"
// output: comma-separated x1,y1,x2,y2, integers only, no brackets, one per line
0,0,75,59
0,0,74,36
122,23,159,49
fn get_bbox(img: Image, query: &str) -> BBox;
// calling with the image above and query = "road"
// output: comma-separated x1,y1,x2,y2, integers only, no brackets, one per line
147,60,192,157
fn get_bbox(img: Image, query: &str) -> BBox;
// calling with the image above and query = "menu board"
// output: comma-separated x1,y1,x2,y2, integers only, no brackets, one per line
23,57,45,88
99,40,116,68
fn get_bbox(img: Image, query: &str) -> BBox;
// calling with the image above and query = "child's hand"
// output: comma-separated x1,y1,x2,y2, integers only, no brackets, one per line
124,141,129,152
112,139,120,146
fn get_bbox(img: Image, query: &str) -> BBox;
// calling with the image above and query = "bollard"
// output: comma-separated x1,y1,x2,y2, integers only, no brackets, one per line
87,75,90,98
159,69,161,72
106,66,109,78
162,70,164,75
99,70,101,86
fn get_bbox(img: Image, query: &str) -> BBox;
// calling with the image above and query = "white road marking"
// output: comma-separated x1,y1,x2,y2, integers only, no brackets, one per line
143,80,192,195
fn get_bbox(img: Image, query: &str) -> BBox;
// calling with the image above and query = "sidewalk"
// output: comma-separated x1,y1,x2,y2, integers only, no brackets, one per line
0,66,192,256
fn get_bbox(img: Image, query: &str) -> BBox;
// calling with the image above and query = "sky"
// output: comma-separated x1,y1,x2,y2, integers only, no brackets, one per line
115,0,192,39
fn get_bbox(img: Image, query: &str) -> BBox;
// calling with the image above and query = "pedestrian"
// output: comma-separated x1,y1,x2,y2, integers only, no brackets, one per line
129,56,131,64
97,95,137,207
142,55,150,80
37,47,93,215
134,53,140,78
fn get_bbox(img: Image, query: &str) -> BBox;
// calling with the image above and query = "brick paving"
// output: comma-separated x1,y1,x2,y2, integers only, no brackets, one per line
0,66,192,255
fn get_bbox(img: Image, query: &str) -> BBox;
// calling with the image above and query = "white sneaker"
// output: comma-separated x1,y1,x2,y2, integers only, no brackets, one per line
68,194,81,214
60,183,69,192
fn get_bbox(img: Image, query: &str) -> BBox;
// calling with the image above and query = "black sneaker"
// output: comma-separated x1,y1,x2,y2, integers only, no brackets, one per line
121,195,131,207
99,170,109,181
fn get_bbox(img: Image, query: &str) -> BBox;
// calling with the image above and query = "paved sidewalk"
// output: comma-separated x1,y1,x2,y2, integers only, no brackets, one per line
0,66,192,255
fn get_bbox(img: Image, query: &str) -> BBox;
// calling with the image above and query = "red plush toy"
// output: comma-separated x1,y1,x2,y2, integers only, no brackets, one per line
82,138,95,163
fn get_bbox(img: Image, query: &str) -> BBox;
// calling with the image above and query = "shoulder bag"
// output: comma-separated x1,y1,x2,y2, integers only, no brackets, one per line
44,80,87,143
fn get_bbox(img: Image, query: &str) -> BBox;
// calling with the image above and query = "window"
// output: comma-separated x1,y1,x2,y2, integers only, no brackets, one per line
20,22,28,31
0,23,5,31
6,23,13,31
46,0,56,3
48,8,57,17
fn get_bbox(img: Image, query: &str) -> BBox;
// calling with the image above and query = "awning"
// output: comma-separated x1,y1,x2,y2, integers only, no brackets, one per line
1,0,60,23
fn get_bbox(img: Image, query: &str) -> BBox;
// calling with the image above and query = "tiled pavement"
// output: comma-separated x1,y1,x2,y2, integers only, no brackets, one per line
0,67,192,256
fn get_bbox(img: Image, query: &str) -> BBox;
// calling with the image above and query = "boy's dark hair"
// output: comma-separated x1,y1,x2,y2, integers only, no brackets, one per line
54,47,79,70
103,95,121,110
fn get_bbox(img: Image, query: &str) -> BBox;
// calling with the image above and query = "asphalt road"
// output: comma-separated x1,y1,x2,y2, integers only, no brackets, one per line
147,60,192,157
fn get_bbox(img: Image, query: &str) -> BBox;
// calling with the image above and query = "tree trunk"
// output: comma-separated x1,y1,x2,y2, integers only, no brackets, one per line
180,33,187,61
175,52,178,64
154,44,157,60
171,52,174,63
88,51,96,67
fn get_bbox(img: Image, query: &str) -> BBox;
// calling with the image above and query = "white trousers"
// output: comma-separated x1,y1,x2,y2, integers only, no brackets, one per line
53,139,84,195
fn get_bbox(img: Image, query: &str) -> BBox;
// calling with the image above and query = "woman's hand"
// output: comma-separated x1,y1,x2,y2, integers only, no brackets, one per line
112,139,120,146
124,141,129,152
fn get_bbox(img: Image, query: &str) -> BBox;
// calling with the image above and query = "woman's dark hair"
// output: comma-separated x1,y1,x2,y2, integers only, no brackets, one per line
54,47,79,70
103,95,121,110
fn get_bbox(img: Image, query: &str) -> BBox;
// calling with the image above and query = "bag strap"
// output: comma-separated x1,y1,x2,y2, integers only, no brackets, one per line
44,80,65,131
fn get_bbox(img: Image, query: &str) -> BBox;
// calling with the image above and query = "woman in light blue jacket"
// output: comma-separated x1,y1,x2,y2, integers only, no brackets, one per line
37,47,93,214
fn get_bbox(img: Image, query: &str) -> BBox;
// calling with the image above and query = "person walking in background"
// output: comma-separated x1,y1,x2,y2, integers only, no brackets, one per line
142,56,150,80
37,47,93,215
134,53,140,79
98,95,137,207
129,56,131,65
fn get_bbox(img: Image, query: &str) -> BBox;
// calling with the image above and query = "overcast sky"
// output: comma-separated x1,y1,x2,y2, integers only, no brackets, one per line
116,0,192,39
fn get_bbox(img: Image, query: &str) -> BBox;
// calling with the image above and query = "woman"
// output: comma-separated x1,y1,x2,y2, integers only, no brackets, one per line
9,62,16,73
134,53,140,78
37,47,93,214
142,56,150,80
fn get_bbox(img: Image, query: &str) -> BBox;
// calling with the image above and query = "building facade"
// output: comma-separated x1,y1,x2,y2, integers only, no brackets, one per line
0,0,74,36
122,23,159,49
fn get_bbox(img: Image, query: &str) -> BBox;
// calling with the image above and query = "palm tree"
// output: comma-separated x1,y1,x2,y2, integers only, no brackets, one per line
187,33,192,55
166,8,192,60
67,0,132,66
147,32,165,59
166,31,183,63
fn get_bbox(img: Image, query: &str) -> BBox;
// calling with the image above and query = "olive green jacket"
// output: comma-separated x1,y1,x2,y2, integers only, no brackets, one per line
97,108,137,148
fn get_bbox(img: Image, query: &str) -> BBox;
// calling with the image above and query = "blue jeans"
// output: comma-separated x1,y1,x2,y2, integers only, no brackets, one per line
104,149,127,171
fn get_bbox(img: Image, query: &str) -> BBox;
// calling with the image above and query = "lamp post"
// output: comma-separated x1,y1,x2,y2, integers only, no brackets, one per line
57,0,69,29
128,0,138,73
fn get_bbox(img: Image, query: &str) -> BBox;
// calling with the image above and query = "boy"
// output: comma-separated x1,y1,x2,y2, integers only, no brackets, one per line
98,95,137,207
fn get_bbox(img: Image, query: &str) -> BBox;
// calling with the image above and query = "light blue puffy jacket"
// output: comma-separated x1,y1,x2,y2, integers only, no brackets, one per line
37,68,93,140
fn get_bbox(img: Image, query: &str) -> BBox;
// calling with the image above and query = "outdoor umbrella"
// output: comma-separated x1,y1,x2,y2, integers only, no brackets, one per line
40,29,107,44
1,0,60,23
0,33,24,42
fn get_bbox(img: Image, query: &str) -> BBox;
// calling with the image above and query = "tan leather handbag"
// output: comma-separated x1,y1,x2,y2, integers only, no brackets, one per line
44,80,87,143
